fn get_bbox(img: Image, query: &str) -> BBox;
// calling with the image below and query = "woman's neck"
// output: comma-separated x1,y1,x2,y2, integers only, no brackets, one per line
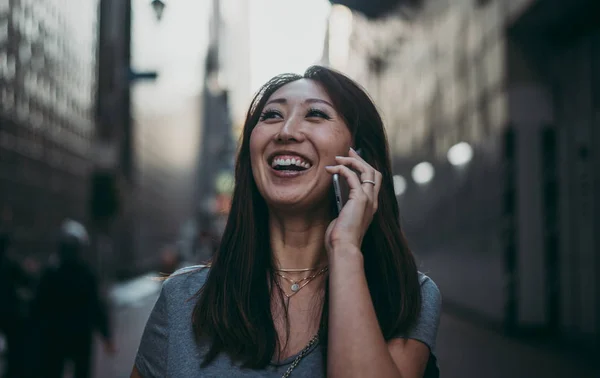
268,210,330,270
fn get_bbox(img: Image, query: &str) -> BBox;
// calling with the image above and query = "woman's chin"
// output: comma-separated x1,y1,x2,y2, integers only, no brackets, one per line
258,181,330,212
264,192,332,215
263,193,315,212
266,196,306,209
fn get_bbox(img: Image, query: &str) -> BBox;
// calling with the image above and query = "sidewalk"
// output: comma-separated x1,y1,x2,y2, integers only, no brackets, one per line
95,274,163,378
436,313,598,378
108,271,161,308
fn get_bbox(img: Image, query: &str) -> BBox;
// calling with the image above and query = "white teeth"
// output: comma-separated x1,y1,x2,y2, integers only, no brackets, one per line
270,156,311,169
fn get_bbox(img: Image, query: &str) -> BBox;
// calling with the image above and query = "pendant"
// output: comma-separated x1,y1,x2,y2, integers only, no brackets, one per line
291,283,300,292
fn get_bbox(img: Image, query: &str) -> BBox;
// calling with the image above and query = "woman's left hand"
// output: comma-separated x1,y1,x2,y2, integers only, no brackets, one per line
324,148,382,253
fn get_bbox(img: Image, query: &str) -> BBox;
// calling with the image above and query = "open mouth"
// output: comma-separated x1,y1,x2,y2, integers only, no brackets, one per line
269,155,312,173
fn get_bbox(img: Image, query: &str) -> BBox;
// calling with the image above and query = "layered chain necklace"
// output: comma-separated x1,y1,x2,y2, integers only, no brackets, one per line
272,264,328,376
280,333,319,378
273,265,328,298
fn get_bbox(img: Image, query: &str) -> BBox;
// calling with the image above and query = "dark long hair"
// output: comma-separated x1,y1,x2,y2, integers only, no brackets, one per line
193,66,421,368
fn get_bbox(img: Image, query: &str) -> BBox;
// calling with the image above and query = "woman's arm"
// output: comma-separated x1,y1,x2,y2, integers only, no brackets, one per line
327,246,430,378
325,151,434,377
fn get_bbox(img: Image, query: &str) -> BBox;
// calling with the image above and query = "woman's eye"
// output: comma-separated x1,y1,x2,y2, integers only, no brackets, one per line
259,110,283,121
307,108,331,120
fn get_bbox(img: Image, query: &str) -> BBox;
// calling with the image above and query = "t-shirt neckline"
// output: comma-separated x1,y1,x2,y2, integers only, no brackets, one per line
269,340,320,367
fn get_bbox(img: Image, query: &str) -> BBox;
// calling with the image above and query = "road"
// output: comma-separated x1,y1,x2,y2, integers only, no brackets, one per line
84,274,596,378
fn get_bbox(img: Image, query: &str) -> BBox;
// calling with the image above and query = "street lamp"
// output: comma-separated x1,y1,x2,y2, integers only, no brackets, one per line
447,142,473,166
411,162,434,185
393,175,407,196
150,0,166,21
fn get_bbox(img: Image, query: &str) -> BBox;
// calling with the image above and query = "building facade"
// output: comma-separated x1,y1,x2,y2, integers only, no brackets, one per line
325,0,599,348
0,0,98,258
194,0,243,242
127,0,208,273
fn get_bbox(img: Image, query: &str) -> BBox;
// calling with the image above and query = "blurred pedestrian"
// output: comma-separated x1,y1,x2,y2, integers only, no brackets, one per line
31,220,115,378
0,231,29,378
159,244,181,275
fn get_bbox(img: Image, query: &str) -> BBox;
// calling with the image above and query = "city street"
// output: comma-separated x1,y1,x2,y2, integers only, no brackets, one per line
94,274,163,378
90,274,598,378
3,1,599,377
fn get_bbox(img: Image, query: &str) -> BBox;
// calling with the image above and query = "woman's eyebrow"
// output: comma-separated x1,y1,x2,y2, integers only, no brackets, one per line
305,98,334,108
264,98,334,108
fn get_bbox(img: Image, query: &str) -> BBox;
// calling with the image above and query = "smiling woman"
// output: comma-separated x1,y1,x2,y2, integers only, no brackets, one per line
250,79,353,210
131,66,441,378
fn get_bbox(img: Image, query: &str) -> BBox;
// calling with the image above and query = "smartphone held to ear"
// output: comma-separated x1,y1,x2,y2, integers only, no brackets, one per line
332,173,348,215
332,148,361,216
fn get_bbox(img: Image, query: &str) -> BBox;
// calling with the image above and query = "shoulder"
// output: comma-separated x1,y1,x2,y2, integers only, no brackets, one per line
162,265,211,298
417,272,442,308
393,272,442,352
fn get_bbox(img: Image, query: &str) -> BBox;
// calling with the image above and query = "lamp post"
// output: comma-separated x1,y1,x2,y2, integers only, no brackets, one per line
95,0,164,279
150,0,166,21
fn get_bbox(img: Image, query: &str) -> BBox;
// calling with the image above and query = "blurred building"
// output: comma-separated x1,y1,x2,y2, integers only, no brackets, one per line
219,0,251,137
95,0,134,279
325,0,599,349
0,0,98,258
218,0,331,136
195,0,242,239
0,0,210,277
126,0,208,274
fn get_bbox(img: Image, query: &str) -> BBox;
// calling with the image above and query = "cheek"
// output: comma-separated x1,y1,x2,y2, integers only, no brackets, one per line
321,127,352,157
249,127,266,163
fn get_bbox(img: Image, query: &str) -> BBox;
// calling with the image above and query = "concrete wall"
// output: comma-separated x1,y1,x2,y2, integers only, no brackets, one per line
508,0,600,343
550,30,600,343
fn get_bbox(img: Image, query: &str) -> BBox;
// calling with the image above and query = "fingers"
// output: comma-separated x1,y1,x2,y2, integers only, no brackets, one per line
334,156,372,180
325,164,363,192
332,148,382,213
326,164,377,213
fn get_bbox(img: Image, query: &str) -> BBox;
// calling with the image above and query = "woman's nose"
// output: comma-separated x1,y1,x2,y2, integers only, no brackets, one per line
276,117,305,143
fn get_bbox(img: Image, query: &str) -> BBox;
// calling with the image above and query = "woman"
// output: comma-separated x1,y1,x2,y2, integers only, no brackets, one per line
132,66,441,377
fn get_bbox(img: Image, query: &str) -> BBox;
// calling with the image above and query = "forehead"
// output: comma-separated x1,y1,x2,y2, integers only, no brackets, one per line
267,79,333,105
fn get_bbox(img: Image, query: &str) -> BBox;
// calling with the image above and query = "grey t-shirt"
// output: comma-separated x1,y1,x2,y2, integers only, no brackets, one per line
135,266,441,377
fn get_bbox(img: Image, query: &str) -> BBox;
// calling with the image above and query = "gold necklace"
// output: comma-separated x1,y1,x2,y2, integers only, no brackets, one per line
274,266,328,298
274,267,322,273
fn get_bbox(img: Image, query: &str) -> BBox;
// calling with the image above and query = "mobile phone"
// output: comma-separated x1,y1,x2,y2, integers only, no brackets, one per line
332,173,348,215
332,148,362,215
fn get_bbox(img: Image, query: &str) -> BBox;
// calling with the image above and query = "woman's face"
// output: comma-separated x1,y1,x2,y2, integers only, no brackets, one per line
250,79,352,211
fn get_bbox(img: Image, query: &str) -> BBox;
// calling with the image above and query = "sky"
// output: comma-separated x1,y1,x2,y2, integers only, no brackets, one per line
130,0,209,170
248,0,331,94
131,0,332,126
129,0,333,159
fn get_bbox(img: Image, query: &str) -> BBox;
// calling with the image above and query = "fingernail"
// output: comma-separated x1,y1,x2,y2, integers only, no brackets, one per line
335,155,343,159
325,165,334,169
349,147,355,152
